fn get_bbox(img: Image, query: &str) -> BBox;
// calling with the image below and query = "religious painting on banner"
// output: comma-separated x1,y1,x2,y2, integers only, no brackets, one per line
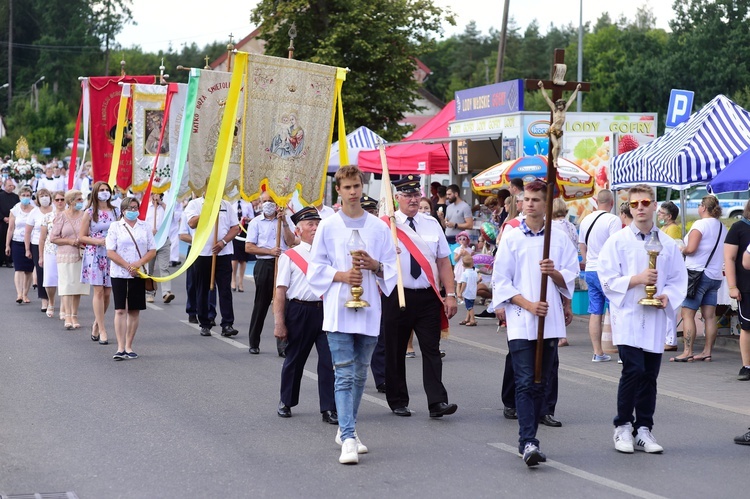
240,54,339,205
188,70,244,199
87,75,157,189
131,83,188,194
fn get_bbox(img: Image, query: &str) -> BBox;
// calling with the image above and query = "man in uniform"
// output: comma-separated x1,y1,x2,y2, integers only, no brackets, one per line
274,206,337,424
383,175,459,418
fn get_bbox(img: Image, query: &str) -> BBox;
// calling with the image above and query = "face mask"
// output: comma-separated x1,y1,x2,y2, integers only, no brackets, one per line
74,202,84,211
98,191,111,201
20,197,31,206
35,173,42,179
262,201,277,216
124,211,139,221
658,219,665,226
39,196,51,207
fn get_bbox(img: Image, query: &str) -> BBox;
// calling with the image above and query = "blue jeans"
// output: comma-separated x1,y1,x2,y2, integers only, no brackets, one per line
508,338,557,452
326,332,378,441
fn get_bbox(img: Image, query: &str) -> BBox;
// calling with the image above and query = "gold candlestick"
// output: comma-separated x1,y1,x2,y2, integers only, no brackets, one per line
638,232,664,307
345,230,370,309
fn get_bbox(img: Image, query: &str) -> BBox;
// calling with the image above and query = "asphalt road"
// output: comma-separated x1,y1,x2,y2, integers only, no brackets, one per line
0,265,747,498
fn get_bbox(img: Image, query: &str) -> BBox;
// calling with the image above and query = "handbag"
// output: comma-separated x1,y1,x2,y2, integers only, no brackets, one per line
122,222,156,292
685,224,723,299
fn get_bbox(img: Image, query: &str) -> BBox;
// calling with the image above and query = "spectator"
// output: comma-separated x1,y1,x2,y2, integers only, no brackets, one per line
725,200,750,380
440,184,472,244
5,185,36,303
658,201,681,240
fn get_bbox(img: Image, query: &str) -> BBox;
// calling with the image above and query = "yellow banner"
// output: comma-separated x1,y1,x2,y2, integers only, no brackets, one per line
107,85,131,187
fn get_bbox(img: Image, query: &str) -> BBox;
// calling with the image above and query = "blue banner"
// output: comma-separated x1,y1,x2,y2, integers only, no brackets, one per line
455,80,524,120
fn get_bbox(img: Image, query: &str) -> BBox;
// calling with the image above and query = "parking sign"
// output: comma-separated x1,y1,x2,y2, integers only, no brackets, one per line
666,89,695,128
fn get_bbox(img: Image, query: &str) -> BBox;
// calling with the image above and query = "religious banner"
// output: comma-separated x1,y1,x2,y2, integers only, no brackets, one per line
240,54,343,205
131,83,188,193
87,75,157,189
188,69,244,199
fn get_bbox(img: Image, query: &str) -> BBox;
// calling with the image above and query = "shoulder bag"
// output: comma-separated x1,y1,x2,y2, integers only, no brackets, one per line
122,222,156,292
685,223,723,299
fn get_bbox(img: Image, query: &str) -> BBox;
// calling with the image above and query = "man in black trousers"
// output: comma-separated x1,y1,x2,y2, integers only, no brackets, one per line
0,178,19,267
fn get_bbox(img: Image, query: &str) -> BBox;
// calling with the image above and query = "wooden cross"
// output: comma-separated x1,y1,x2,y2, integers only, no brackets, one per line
525,48,591,383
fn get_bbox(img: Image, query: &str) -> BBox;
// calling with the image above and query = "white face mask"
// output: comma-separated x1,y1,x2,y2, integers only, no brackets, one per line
38,196,51,207
262,201,276,216
97,191,111,201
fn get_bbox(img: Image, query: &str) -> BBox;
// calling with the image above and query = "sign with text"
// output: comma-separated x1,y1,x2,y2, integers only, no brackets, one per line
666,89,695,128
456,140,469,174
455,80,524,121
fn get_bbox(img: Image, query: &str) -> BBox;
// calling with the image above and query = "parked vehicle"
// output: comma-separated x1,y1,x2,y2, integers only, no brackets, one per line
683,187,748,219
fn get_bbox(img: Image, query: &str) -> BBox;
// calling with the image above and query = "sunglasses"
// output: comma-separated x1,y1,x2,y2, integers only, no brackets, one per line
54,198,65,202
628,199,653,209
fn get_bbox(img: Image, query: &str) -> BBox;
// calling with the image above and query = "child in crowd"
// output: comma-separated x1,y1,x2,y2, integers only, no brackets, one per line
457,254,481,326
453,230,474,285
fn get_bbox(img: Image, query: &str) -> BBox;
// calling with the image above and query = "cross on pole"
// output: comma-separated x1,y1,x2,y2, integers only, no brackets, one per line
524,48,591,383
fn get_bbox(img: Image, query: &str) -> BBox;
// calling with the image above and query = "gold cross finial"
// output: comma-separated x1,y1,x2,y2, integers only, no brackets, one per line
204,56,210,70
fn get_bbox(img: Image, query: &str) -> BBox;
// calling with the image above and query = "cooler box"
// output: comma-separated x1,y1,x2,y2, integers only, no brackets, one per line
572,290,589,315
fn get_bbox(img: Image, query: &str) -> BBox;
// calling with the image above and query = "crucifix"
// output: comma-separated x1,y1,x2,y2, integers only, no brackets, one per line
524,49,591,383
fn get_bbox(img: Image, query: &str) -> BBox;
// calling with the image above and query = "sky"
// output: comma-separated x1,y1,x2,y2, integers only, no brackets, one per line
117,0,675,54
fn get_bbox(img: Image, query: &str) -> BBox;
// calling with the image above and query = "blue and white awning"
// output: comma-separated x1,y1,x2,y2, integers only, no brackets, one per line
611,95,750,190
328,126,386,172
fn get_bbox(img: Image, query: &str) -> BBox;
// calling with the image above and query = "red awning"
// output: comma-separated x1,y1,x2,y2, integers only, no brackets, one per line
358,101,455,174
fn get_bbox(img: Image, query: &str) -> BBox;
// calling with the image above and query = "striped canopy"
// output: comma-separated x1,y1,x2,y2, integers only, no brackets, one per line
328,126,386,172
611,95,750,191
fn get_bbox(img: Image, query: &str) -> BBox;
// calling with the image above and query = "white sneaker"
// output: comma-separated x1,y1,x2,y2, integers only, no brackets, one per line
634,426,664,453
614,423,634,453
339,438,359,464
335,427,368,454
592,353,612,362
521,443,546,467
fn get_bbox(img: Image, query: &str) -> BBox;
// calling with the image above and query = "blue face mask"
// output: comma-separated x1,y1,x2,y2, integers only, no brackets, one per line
124,211,139,221
20,197,31,206
74,202,84,211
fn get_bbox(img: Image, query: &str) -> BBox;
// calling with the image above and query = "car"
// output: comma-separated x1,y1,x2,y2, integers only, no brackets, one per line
65,138,86,151
683,187,748,219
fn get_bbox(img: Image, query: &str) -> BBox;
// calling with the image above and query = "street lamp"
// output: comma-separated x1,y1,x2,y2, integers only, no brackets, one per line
0,83,8,90
31,76,45,113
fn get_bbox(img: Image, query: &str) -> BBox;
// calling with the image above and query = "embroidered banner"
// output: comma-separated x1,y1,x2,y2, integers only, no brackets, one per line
87,75,156,189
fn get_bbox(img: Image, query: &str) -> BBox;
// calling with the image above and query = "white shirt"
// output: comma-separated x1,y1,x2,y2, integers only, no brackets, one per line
597,225,688,353
106,219,157,279
308,211,398,336
684,217,725,280
317,205,335,219
277,242,320,302
491,224,578,341
578,210,621,271
183,197,239,257
246,214,290,259
145,202,169,249
394,210,450,289
27,207,49,245
459,267,480,300
10,204,33,242
36,177,62,194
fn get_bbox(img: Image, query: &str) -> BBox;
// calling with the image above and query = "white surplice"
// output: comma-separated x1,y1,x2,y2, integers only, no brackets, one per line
491,225,578,341
597,226,688,353
308,211,398,336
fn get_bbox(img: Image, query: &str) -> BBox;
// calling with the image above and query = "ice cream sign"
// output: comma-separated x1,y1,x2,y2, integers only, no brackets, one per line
560,113,658,137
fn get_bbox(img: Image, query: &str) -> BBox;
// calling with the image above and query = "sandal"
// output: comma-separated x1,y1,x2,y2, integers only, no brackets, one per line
670,355,694,362
64,315,73,330
46,306,54,318
71,315,81,329
91,324,100,342
466,322,477,326
459,320,468,325
693,355,712,362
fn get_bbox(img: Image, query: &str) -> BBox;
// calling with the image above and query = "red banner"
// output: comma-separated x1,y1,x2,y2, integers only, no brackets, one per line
88,75,155,190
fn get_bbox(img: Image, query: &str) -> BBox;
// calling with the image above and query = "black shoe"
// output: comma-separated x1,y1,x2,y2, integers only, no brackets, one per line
734,428,750,445
200,327,211,337
392,407,412,417
188,315,198,324
476,309,495,319
739,366,750,381
540,414,562,427
209,319,216,327
277,401,291,418
249,347,260,354
503,407,517,420
429,402,458,418
278,351,286,358
170,261,180,267
221,325,238,337
376,383,386,393
321,410,338,424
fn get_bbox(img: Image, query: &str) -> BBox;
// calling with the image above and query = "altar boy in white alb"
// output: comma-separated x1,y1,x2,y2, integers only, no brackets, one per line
308,165,398,465
597,184,687,455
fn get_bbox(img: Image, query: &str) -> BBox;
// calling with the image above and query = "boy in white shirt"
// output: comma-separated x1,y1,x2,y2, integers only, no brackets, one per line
457,254,480,326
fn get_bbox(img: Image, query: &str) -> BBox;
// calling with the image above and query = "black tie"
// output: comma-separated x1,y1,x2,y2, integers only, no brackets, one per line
407,217,421,279
640,233,646,241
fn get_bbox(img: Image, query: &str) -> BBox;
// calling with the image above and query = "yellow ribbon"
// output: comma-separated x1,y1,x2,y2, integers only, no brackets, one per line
108,84,131,187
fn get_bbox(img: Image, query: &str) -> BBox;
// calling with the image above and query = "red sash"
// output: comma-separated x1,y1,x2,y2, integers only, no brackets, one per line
284,248,308,275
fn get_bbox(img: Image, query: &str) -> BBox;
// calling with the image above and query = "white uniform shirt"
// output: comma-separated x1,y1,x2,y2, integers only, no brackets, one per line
394,210,450,289
317,205,335,219
578,210,621,271
597,225,688,353
684,217,725,280
277,242,320,302
182,197,238,257
106,219,157,279
308,211,398,336
491,223,578,341
246,214,290,259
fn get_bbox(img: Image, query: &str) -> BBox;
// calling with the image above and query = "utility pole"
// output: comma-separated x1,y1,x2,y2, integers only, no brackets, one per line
494,0,510,83
7,0,12,112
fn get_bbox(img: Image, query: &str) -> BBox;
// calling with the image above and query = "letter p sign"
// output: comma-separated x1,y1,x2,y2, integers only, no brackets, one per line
666,89,695,128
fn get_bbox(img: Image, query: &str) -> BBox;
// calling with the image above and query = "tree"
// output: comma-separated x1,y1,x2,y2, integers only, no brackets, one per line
250,0,454,141
91,0,135,75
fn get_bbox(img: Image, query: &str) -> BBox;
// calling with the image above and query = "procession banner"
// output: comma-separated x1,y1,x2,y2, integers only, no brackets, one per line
239,54,345,205
87,75,156,189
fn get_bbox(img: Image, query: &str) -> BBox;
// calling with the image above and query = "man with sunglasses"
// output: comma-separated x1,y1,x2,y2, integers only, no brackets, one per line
578,189,622,362
598,184,687,455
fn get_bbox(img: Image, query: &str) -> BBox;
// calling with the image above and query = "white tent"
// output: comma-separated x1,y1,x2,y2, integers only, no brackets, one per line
328,126,386,173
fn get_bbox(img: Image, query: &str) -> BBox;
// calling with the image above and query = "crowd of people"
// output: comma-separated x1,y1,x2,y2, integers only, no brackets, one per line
6,157,750,464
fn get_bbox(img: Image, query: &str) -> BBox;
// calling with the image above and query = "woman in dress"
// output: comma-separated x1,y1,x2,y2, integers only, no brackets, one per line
79,181,118,344
38,191,66,319
5,185,36,303
50,189,89,330
24,188,54,311
231,198,254,292
106,197,156,360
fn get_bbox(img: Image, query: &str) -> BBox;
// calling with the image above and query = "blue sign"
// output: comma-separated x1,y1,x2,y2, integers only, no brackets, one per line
39,147,51,156
455,80,524,121
666,89,694,128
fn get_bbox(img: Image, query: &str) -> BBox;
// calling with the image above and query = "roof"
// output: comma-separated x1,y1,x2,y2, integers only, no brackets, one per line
210,28,262,70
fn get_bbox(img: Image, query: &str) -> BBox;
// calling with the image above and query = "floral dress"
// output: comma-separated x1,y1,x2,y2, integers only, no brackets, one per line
80,208,118,286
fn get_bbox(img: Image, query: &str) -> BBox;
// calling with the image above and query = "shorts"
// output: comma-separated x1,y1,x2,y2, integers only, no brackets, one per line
738,292,750,331
681,273,722,310
111,277,147,311
464,298,475,310
585,271,608,315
